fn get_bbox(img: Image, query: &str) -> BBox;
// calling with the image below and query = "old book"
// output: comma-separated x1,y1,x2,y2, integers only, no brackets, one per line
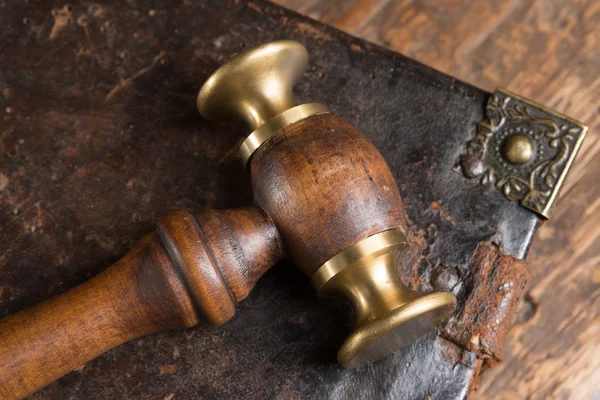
0,0,585,399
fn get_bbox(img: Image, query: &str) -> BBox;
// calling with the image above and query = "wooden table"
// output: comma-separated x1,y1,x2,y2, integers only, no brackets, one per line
274,1,600,399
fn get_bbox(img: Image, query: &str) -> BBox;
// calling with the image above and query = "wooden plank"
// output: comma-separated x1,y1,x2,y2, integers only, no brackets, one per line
301,0,390,32
274,0,600,398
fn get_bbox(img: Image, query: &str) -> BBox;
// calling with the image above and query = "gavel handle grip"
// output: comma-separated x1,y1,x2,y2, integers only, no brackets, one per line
0,207,282,400
0,232,197,400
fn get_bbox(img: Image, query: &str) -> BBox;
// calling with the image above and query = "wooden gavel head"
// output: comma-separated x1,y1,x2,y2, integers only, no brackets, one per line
197,40,457,368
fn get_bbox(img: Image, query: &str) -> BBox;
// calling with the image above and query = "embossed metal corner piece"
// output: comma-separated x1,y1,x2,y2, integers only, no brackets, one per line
456,88,588,219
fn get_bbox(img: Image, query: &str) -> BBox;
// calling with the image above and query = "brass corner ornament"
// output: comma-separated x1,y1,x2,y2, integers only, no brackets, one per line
456,88,588,218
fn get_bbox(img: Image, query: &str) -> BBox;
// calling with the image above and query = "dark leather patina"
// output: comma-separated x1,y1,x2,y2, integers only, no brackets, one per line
0,1,538,398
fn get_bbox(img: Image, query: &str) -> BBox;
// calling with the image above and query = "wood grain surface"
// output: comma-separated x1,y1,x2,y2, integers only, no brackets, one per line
251,113,406,275
273,1,600,399
0,207,284,398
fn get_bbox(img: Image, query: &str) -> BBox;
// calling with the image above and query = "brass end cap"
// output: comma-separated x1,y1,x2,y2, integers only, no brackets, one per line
312,228,457,368
339,291,456,368
197,40,328,167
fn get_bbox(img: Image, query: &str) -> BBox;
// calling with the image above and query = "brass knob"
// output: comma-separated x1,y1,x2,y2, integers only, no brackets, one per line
312,229,456,368
197,40,328,166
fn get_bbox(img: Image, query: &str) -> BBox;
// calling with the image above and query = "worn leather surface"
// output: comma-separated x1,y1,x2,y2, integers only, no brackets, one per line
0,0,538,399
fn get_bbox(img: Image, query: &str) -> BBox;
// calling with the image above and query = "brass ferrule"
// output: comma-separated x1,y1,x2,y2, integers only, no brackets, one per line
312,229,408,296
239,102,329,166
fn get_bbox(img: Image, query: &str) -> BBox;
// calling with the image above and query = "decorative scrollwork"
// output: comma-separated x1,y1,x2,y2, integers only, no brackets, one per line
456,88,587,218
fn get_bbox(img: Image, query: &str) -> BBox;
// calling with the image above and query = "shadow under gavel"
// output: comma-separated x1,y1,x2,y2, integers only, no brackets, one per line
0,40,456,400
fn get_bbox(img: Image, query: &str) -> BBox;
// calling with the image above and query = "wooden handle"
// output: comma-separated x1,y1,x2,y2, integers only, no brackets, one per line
0,207,282,399
0,231,195,399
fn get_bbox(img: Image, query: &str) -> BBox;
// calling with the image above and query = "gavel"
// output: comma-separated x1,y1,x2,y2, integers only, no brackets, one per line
0,40,456,399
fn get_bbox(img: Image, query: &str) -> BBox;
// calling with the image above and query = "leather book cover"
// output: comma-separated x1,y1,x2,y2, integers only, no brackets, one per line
0,1,584,398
